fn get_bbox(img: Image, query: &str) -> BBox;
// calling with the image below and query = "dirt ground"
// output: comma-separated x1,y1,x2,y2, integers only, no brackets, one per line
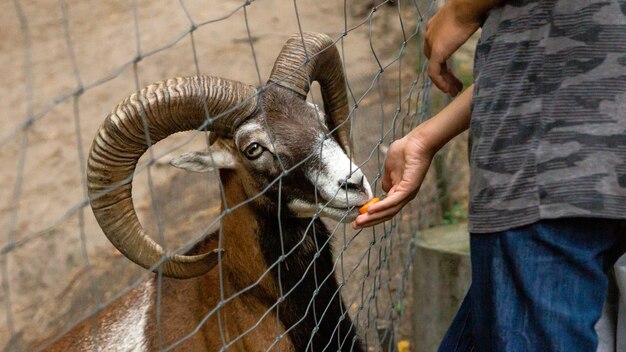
0,0,445,350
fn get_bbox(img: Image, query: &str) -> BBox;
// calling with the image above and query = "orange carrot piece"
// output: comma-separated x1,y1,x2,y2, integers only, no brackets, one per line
359,197,380,215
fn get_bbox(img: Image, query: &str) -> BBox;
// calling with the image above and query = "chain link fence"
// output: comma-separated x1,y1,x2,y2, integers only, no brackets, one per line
0,0,471,350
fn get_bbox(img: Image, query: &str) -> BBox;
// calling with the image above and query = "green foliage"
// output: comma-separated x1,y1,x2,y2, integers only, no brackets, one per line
442,202,468,225
396,301,404,315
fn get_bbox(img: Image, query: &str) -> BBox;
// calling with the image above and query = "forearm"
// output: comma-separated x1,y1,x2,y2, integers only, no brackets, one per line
409,84,473,155
424,0,500,95
447,0,502,23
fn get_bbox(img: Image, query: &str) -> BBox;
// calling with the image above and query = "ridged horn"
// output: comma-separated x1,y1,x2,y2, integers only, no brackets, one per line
87,76,257,279
268,32,351,154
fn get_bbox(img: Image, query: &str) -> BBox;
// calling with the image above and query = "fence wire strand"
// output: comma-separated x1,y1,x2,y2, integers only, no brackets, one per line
0,0,474,350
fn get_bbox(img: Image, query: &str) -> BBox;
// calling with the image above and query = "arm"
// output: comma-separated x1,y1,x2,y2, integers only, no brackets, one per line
353,85,474,229
424,0,501,96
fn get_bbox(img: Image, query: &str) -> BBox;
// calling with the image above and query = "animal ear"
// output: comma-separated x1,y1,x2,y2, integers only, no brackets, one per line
170,150,237,173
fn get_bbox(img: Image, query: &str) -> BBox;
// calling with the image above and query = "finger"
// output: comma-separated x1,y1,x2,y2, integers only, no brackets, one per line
371,195,412,219
428,50,449,93
353,210,394,229
423,17,437,60
440,63,458,96
366,190,408,214
428,59,449,93
381,170,393,193
354,194,412,228
365,204,404,224
362,195,412,224
439,62,456,96
354,198,411,228
451,72,463,93
445,74,459,97
425,12,440,32
353,216,390,229
443,70,463,97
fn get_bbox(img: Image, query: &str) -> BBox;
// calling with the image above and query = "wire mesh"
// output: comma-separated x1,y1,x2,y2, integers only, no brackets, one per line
0,0,471,351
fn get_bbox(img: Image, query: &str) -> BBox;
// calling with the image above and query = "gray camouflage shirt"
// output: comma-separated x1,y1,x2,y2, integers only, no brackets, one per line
469,0,626,233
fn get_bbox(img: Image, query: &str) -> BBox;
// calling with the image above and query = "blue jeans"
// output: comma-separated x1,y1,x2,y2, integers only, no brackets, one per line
438,218,626,352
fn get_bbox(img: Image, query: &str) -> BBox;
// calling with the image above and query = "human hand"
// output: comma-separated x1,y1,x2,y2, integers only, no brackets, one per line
352,81,474,229
424,2,483,96
352,133,433,229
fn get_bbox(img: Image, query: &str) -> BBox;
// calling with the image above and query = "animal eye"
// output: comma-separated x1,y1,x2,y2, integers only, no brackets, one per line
243,143,264,160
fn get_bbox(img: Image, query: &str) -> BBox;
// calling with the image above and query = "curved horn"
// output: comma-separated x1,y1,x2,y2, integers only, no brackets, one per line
268,32,351,154
87,76,257,279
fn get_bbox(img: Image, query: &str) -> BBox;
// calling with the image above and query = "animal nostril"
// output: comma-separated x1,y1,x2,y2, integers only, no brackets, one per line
339,175,365,192
346,182,360,191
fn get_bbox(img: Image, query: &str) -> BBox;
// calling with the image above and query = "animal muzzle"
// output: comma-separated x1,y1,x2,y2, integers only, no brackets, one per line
306,137,373,213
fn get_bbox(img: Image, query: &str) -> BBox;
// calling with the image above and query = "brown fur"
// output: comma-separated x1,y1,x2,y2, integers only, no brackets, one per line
42,171,293,351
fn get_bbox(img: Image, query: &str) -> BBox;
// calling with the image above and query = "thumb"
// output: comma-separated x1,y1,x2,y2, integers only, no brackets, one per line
381,169,392,193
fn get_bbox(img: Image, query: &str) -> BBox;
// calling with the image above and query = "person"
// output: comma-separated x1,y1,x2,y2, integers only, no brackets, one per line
353,0,626,350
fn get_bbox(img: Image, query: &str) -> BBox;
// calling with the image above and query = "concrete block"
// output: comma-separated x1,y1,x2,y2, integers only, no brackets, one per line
411,223,471,352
